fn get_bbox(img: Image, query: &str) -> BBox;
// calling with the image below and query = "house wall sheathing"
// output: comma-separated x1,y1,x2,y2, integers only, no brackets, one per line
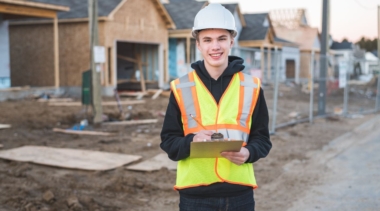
9,0,168,88
105,0,169,87
10,23,55,86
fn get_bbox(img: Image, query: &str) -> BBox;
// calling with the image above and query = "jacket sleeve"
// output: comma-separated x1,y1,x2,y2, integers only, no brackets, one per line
244,88,272,163
160,92,195,161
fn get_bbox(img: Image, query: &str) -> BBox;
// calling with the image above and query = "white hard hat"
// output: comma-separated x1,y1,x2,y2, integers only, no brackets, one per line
192,3,237,38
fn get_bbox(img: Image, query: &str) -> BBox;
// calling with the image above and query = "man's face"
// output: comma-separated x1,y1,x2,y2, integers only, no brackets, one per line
196,29,234,71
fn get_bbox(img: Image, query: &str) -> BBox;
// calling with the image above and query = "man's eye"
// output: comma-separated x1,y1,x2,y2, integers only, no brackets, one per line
219,38,226,41
204,40,211,42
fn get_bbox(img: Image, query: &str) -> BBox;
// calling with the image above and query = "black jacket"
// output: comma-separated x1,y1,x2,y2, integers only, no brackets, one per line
160,56,272,198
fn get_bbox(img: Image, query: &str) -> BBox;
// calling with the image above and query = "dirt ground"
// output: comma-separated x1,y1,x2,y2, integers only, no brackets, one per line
0,84,376,211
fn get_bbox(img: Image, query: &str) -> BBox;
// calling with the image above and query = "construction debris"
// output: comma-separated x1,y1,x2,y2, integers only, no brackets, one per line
48,100,145,107
127,153,177,172
53,128,113,136
42,190,55,203
0,124,11,129
151,89,163,99
37,98,73,103
103,119,158,126
0,146,142,171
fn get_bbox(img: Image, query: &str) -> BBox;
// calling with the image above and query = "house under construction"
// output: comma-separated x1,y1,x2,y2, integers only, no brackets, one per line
5,0,175,94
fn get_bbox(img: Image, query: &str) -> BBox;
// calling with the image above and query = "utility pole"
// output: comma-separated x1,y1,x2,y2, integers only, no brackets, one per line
88,0,103,123
318,0,330,115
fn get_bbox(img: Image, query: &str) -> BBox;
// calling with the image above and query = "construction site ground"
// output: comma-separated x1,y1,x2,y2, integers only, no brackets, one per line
0,83,378,211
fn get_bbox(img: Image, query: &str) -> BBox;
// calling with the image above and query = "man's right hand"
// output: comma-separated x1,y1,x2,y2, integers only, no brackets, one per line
193,130,214,142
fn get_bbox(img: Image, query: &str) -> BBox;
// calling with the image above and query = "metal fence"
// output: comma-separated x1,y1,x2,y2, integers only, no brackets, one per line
232,47,380,134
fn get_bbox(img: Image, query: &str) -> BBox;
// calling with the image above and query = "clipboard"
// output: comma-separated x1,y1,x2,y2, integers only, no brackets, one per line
190,140,244,158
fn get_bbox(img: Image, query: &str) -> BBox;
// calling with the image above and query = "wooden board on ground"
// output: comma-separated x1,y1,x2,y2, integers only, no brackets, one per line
151,89,163,99
0,146,142,171
103,119,158,126
127,153,177,172
0,86,30,92
0,124,11,129
53,128,114,136
37,98,74,103
48,100,145,107
118,91,147,97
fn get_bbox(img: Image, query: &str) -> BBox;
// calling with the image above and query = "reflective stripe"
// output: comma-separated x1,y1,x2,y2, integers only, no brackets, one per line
215,129,249,142
177,74,198,129
176,81,195,89
240,81,258,88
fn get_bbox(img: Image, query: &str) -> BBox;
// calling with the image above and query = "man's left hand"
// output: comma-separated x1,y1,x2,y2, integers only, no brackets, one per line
220,147,250,165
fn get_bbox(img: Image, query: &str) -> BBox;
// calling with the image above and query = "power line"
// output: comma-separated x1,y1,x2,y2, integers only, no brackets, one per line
352,0,377,10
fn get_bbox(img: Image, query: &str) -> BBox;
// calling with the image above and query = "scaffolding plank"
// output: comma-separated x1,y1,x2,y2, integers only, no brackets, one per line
127,153,177,172
48,100,145,106
103,119,158,126
53,128,113,136
0,146,142,171
0,124,11,129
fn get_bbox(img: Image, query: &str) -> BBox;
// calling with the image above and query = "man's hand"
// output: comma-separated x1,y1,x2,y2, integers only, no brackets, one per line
193,130,214,142
220,147,250,165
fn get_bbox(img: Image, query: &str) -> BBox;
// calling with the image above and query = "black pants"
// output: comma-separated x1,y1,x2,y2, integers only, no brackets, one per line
179,190,255,211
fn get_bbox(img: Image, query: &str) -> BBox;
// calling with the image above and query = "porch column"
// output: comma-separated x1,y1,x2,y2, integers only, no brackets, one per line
261,45,264,81
186,36,190,64
53,16,59,88
267,46,271,81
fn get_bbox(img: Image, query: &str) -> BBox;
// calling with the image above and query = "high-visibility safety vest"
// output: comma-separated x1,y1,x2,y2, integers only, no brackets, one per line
170,70,261,190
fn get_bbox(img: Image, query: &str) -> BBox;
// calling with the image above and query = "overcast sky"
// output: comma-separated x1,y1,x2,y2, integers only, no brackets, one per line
208,0,380,42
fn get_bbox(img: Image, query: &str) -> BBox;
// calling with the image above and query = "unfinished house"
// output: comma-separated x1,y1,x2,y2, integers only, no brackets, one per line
270,9,321,83
330,40,366,79
9,0,175,94
239,13,300,83
164,1,247,80
163,0,205,80
0,0,69,89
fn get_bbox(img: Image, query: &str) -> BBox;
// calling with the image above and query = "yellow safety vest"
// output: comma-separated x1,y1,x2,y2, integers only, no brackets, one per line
170,71,261,190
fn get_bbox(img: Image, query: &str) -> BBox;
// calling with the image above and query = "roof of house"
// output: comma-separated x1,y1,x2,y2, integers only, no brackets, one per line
28,0,123,19
163,0,206,30
330,41,353,50
1,0,69,12
239,13,269,41
222,3,237,14
274,26,319,51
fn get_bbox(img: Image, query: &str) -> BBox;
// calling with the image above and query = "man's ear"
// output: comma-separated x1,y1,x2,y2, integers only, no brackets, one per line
196,40,201,51
230,39,234,48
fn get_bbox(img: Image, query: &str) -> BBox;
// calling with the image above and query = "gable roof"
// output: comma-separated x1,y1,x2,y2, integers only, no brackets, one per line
28,0,123,19
239,13,269,41
274,26,319,51
222,3,237,14
12,0,175,28
269,8,309,29
330,41,353,50
222,3,246,27
163,0,206,30
1,0,69,12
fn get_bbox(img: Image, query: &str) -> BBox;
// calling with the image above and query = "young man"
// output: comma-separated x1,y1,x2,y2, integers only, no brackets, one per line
160,3,271,211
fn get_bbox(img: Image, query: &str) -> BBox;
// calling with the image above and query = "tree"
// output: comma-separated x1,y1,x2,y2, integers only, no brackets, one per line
355,36,377,52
